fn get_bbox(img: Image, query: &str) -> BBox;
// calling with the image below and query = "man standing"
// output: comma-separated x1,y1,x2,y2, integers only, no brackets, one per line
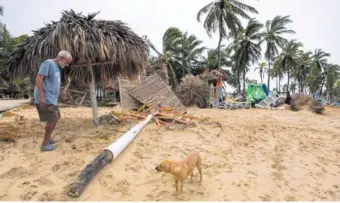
34,50,73,151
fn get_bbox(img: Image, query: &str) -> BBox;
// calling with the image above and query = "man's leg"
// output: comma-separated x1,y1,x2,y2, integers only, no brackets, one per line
41,121,57,146
37,105,60,151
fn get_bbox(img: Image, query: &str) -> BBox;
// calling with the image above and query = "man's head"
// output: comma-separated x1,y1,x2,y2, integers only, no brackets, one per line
55,50,73,68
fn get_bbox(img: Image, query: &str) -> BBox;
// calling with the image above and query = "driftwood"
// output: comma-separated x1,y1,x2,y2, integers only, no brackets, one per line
67,150,113,197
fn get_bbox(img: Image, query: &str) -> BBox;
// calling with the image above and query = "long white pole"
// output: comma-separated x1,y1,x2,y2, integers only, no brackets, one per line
105,114,153,159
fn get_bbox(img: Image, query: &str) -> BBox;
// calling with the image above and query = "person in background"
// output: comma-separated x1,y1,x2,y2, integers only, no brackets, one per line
34,50,73,152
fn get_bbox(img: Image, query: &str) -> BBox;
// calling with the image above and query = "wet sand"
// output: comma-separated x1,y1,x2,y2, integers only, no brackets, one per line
0,105,339,201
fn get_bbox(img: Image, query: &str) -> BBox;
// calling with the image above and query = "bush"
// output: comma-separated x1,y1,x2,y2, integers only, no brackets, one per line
176,75,210,108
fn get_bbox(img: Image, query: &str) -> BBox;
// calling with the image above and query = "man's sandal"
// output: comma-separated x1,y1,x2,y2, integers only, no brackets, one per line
40,144,56,152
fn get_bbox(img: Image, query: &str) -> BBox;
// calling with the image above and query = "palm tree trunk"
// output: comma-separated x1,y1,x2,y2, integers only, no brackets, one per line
260,71,263,83
267,58,271,90
161,61,169,85
276,77,278,90
278,75,281,93
287,69,290,98
237,68,241,92
286,68,291,104
217,12,223,70
320,75,325,96
88,61,99,126
243,68,246,93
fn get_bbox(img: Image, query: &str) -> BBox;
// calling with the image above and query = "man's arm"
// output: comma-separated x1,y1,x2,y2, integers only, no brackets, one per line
35,61,51,103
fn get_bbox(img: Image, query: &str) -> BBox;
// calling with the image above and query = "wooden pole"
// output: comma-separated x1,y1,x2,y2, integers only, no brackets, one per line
88,61,99,126
66,115,153,198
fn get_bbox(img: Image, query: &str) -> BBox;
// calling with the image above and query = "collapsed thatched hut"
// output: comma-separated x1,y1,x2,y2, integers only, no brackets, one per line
7,10,148,125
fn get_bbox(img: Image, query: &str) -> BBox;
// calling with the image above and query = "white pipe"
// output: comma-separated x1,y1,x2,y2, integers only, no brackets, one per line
105,114,153,159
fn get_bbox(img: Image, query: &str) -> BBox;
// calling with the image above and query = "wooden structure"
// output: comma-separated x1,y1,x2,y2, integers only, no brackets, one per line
128,73,186,113
118,76,147,111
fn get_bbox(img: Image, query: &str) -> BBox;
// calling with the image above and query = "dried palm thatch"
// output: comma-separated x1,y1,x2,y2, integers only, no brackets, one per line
290,93,312,111
311,100,325,114
6,10,148,85
176,75,210,108
198,69,230,83
290,93,325,114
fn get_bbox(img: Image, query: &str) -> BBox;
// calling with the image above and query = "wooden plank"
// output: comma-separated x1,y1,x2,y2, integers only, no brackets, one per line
128,74,186,113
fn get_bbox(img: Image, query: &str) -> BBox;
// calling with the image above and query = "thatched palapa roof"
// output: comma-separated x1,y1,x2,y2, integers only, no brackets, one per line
7,10,149,85
198,69,230,83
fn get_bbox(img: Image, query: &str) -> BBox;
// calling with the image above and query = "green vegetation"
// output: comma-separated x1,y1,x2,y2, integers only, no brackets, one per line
0,2,339,101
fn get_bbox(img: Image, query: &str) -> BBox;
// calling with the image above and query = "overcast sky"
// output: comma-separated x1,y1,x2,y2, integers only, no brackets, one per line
1,0,339,87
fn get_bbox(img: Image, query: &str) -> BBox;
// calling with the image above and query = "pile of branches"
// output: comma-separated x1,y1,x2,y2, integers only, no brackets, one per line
98,104,204,127
290,93,325,114
176,75,210,108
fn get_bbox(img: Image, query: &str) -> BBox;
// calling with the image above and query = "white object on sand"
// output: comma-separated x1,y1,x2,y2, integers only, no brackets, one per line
105,114,153,159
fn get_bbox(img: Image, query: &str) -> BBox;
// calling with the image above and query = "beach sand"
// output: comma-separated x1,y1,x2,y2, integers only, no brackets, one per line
0,105,339,201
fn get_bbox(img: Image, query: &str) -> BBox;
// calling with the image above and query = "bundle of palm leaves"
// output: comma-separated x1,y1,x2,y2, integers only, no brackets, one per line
289,93,324,114
311,100,325,114
176,75,210,108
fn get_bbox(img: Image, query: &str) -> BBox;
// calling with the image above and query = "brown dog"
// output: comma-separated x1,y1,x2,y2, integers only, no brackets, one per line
155,152,203,194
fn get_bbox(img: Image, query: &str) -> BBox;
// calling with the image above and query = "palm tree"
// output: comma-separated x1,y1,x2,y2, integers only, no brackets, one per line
231,18,263,92
144,27,206,87
260,15,295,91
200,46,232,70
290,82,297,93
274,40,302,98
313,49,330,95
180,31,207,76
255,61,267,83
197,0,258,70
271,56,284,92
324,63,340,100
295,51,313,93
143,28,183,87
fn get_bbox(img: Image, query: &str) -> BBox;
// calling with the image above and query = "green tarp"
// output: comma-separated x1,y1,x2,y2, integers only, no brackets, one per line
246,83,267,103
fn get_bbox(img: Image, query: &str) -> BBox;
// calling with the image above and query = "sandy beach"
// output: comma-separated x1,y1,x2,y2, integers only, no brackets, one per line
0,105,339,201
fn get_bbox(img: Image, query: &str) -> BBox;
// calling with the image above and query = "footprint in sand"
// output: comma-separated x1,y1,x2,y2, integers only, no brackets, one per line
33,177,54,187
21,191,37,201
98,177,108,188
284,195,296,201
39,190,57,201
52,164,60,172
110,179,130,195
133,150,144,159
1,167,29,179
18,181,31,188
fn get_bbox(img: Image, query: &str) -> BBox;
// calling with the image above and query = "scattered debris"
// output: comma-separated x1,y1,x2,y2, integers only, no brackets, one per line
211,99,250,110
99,104,205,127
256,92,280,108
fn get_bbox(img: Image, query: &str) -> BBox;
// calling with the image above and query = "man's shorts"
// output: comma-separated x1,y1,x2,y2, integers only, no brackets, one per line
36,104,61,122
